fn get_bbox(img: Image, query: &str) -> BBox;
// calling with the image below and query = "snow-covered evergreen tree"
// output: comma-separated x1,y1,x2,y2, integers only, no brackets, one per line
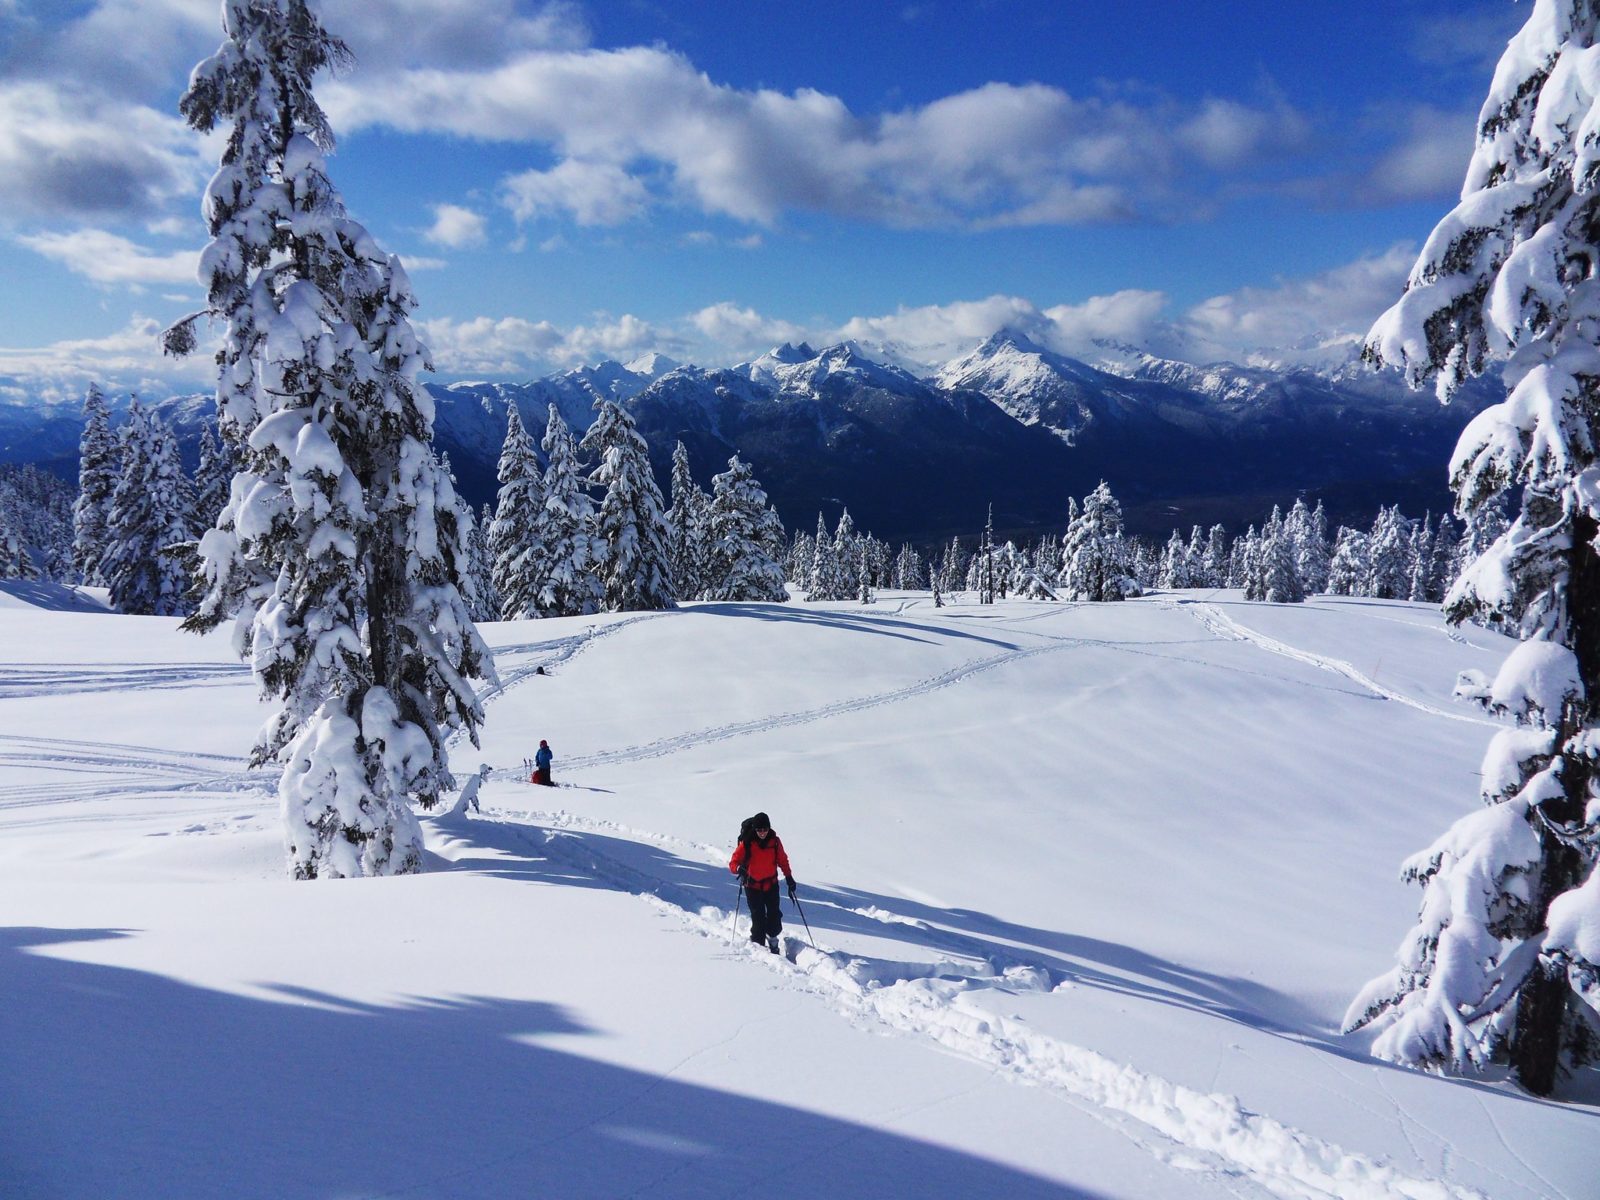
1061,482,1137,602
102,403,196,616
1159,529,1190,589
857,540,874,605
1327,527,1370,596
193,418,237,535
582,400,674,612
1297,501,1332,595
667,440,711,602
1204,524,1230,588
805,514,836,601
528,405,603,617
893,543,923,591
1426,514,1459,605
1407,522,1435,603
71,383,117,586
0,508,38,581
702,456,787,602
167,0,491,879
1263,516,1305,604
466,502,501,622
489,405,543,619
1367,507,1413,599
1353,0,1600,1094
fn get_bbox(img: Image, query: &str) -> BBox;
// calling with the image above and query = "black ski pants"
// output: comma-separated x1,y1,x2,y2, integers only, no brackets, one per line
746,881,783,942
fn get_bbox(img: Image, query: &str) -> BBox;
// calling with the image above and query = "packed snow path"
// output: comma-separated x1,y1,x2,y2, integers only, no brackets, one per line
1,591,1594,1200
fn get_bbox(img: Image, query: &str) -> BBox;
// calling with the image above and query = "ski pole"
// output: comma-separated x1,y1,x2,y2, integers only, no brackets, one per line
790,886,816,950
729,876,746,944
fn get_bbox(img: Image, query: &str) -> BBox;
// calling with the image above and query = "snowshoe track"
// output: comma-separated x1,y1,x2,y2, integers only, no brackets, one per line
465,807,1483,1200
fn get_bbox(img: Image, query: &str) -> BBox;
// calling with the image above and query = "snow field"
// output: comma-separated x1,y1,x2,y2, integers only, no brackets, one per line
1,589,1596,1198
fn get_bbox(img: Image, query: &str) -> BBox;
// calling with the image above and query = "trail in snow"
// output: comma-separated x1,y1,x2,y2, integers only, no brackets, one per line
442,806,1483,1200
1175,602,1496,727
0,733,265,814
0,661,248,700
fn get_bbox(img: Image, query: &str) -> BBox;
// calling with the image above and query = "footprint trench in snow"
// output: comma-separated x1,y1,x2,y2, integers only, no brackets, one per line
451,808,1483,1200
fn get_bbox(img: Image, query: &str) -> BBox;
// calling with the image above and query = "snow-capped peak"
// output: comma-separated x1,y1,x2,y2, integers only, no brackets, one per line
623,351,681,380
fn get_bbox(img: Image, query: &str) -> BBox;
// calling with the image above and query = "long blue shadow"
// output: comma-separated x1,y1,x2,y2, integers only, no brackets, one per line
0,926,1106,1200
686,603,1022,650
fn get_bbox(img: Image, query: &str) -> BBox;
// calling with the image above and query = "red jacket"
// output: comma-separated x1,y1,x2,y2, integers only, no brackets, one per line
730,834,791,890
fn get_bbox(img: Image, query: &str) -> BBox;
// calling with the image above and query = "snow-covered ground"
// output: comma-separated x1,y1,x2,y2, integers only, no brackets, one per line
1,585,1595,1199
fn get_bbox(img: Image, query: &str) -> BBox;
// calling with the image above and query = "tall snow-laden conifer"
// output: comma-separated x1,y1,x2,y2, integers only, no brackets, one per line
167,0,492,879
531,405,604,617
1353,0,1600,1095
102,403,196,615
490,405,543,618
703,456,788,602
582,400,674,611
667,440,708,601
71,383,117,586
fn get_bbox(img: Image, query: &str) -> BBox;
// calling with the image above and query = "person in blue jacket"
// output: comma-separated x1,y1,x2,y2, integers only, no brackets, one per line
534,739,554,786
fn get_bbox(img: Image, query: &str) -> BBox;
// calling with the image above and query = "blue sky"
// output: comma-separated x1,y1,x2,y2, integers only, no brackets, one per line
0,0,1525,399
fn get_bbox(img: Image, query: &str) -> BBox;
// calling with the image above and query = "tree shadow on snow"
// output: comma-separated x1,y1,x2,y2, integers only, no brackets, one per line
0,925,1107,1200
431,816,1336,1054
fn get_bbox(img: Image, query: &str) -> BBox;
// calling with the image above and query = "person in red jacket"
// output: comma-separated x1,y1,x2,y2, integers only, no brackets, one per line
729,811,795,953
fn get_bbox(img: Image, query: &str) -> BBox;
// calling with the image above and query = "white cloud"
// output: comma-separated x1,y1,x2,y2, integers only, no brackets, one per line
0,315,215,403
1041,290,1170,352
1358,106,1473,204
417,314,567,375
501,159,651,227
1182,244,1415,358
0,82,206,221
17,228,200,286
323,47,1313,230
690,303,805,359
423,203,488,248
837,295,1048,363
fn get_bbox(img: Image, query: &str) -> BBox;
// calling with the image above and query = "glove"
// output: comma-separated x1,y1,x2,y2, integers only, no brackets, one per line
736,867,748,884
786,878,798,898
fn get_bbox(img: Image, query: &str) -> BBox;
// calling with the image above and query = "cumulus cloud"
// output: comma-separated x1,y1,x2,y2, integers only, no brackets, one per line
1356,105,1473,204
1181,244,1416,359
690,303,806,360
0,316,214,404
323,47,1314,230
418,311,674,375
501,160,651,226
0,82,206,221
423,203,488,248
17,228,200,286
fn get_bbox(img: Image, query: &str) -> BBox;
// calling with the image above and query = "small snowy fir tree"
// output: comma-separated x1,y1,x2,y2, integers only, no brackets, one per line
167,0,492,879
71,383,117,586
193,418,237,534
489,405,544,619
0,508,37,581
1061,482,1138,602
1262,515,1305,604
1426,514,1460,605
1204,524,1230,588
102,403,196,615
805,514,838,601
1327,527,1369,596
1353,0,1600,1095
529,405,604,617
582,399,674,611
894,542,924,591
702,456,787,602
1298,501,1332,595
1159,529,1190,589
468,503,501,622
667,440,710,601
1367,506,1413,599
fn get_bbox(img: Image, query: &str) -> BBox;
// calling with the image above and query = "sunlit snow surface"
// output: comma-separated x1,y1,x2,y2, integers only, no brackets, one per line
1,584,1595,1199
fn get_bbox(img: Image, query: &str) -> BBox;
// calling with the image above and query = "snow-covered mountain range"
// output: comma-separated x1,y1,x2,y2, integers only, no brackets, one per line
1,333,1495,544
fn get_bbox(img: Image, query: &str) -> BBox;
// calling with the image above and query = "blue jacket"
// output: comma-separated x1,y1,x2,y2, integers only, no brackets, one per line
535,746,553,769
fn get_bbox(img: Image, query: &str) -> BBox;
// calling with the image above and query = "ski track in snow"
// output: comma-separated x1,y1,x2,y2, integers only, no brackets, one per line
543,633,1084,773
456,806,1485,1200
1174,603,1495,727
0,660,248,699
0,733,267,815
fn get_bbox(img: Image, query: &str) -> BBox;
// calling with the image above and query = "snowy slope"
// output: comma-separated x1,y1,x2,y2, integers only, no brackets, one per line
0,592,1595,1199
